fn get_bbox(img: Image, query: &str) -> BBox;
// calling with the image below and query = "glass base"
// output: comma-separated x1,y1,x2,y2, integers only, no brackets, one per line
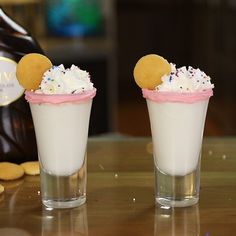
40,162,86,209
155,165,200,208
43,196,86,209
156,196,199,208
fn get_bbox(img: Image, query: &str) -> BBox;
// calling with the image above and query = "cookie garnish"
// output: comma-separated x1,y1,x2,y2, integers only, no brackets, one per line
16,53,52,90
133,54,171,89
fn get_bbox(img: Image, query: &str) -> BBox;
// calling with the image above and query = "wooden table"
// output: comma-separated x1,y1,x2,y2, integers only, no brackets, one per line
0,136,236,235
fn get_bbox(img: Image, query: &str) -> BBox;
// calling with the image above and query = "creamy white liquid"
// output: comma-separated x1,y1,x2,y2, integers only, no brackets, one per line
30,100,92,176
147,99,209,176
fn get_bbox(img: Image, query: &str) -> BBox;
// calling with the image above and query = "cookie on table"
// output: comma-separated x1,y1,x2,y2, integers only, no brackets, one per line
133,54,171,89
146,142,153,154
0,179,24,189
20,161,40,176
0,184,4,194
0,162,24,180
16,53,52,90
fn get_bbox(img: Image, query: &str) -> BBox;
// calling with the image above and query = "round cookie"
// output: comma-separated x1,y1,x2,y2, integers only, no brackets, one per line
133,54,171,89
146,142,153,155
16,53,52,90
20,161,40,175
1,179,24,189
0,184,4,194
0,162,24,180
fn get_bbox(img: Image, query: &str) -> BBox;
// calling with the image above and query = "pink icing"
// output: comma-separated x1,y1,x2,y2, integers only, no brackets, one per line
25,88,96,104
142,89,213,103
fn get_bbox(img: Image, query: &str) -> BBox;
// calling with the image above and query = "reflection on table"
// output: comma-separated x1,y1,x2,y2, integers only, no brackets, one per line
42,205,88,236
155,205,200,236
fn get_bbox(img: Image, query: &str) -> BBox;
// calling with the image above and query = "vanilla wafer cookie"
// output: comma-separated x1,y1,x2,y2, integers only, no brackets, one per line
16,53,52,90
133,54,171,89
0,162,24,180
20,161,40,175
0,184,4,194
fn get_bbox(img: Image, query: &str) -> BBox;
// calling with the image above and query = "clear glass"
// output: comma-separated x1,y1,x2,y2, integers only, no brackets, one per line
29,100,92,209
146,99,209,207
40,155,87,209
155,158,201,207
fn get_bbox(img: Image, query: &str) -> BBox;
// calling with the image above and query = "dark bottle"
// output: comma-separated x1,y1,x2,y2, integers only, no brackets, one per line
0,8,43,163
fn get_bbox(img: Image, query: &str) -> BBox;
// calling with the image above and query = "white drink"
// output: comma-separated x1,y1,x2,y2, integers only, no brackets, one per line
30,100,92,176
147,99,209,176
29,99,93,208
133,54,214,207
147,98,209,207
21,61,96,209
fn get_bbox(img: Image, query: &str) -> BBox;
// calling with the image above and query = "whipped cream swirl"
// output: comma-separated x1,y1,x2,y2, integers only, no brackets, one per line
157,64,214,92
35,64,94,94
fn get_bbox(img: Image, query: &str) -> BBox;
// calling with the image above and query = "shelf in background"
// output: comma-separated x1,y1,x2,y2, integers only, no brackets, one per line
0,0,40,5
39,37,115,61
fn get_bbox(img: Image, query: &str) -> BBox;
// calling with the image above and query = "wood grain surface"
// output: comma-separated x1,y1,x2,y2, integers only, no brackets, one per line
0,136,235,236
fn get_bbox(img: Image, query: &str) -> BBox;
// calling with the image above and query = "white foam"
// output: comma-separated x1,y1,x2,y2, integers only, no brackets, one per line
35,64,94,94
157,64,214,92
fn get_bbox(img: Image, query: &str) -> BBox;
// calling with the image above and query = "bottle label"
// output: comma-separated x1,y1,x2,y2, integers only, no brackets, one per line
0,56,24,106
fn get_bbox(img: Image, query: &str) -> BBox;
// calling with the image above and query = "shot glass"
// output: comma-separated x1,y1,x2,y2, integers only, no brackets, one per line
144,89,211,207
25,89,96,209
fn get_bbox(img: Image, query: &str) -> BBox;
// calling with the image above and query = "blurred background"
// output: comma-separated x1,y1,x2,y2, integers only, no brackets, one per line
1,0,235,137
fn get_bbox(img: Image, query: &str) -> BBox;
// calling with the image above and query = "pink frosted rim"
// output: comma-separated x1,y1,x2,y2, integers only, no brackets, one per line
25,88,96,104
142,89,213,103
